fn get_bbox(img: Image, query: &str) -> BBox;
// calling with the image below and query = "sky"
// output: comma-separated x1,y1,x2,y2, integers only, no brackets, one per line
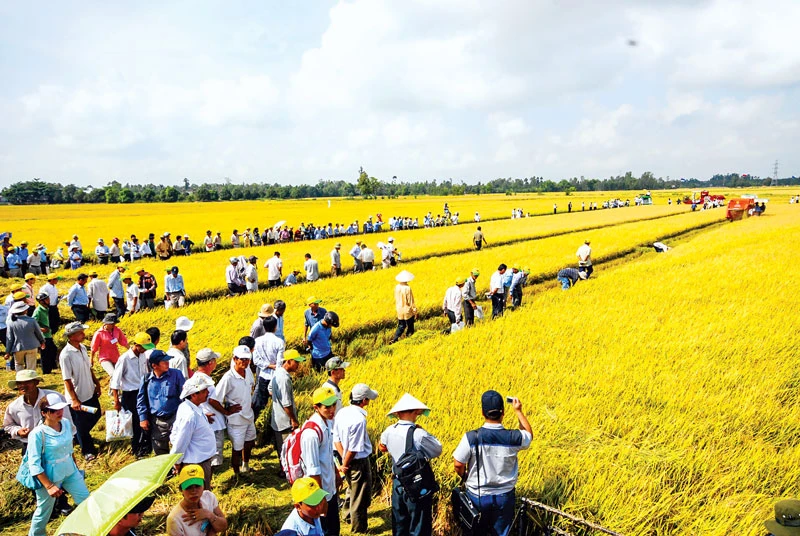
1,0,798,188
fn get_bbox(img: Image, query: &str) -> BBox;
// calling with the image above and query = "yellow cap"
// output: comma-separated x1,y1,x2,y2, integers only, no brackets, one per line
306,296,322,305
178,464,204,490
24,273,36,280
291,477,327,506
471,268,480,277
10,282,25,292
13,291,29,301
455,277,466,285
134,332,155,350
283,349,307,363
312,386,338,406
133,266,144,273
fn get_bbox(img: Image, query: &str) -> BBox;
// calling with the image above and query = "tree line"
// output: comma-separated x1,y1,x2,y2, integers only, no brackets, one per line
2,171,798,205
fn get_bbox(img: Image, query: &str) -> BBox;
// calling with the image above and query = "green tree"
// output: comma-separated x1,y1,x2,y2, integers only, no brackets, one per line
119,188,135,203
357,167,380,198
161,186,180,202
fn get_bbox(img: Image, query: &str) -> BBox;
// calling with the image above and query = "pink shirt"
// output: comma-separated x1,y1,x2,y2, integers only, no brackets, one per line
90,326,129,364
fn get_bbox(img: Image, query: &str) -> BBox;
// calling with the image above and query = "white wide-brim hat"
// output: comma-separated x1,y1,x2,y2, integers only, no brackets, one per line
387,393,430,417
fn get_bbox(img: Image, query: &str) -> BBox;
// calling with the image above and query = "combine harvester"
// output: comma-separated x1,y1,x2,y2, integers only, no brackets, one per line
726,194,768,221
682,189,725,207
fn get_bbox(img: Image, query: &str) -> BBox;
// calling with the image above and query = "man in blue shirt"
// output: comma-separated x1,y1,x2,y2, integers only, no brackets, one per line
107,265,127,318
164,266,186,309
67,274,91,323
6,249,22,278
303,297,327,344
307,311,339,371
18,242,29,275
137,349,186,455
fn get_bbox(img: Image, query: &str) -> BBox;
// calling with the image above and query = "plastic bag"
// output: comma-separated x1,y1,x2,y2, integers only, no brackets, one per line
106,409,133,442
450,322,465,333
475,306,484,320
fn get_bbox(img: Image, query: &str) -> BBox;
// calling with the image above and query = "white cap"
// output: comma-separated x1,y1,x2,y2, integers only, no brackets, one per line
179,374,214,400
388,237,394,242
196,348,220,364
387,393,430,417
351,383,379,402
43,392,69,411
175,316,194,331
233,345,252,359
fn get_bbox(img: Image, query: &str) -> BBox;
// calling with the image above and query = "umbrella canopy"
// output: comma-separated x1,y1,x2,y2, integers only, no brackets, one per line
273,220,286,230
56,453,180,536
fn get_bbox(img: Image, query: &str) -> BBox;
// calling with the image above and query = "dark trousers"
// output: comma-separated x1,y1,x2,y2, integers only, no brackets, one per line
71,304,91,323
268,279,281,288
113,297,126,318
312,352,334,372
347,457,372,533
491,294,505,319
151,414,176,455
392,478,432,536
98,257,109,265
392,318,415,342
48,306,60,334
579,264,593,278
511,287,523,308
321,490,340,536
463,301,475,326
363,261,373,271
110,256,121,263
228,283,246,296
475,241,482,251
0,327,6,349
121,390,150,457
468,489,515,536
41,339,58,374
70,395,101,456
252,377,271,420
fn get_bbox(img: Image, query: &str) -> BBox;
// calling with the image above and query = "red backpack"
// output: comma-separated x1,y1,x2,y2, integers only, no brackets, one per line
280,420,323,484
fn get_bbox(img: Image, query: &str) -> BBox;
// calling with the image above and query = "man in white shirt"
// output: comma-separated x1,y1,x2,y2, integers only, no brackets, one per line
87,271,109,320
95,238,110,265
300,386,340,535
333,384,379,533
167,330,190,379
381,238,397,269
226,257,246,296
576,239,593,278
489,264,507,319
40,274,61,333
111,332,155,458
322,357,349,414
304,253,320,282
123,275,140,313
264,251,283,287
244,255,259,293
358,243,375,271
170,375,217,489
251,316,284,420
453,391,532,536
209,345,255,475
349,241,362,273
443,277,466,327
193,348,226,468
60,321,102,460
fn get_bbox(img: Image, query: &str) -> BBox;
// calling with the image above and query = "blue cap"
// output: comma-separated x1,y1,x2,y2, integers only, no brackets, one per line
481,390,504,416
148,349,170,366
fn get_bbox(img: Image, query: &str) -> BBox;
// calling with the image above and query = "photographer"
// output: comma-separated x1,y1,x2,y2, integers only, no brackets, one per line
453,390,532,536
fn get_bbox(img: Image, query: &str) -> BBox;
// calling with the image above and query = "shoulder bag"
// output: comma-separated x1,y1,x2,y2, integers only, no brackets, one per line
393,424,439,502
452,429,482,532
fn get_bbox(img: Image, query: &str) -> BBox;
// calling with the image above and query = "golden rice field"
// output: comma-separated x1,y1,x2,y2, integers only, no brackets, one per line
1,190,798,535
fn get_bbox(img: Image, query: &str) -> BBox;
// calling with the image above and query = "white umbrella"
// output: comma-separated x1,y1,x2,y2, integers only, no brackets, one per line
273,220,286,230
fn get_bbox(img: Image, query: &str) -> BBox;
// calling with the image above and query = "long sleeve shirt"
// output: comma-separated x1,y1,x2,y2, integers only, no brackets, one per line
330,249,341,267
4,389,75,443
300,413,336,498
508,272,525,294
557,268,581,285
107,270,124,299
394,284,416,320
27,420,79,482
462,277,478,301
349,245,361,259
41,282,59,304
252,332,285,381
443,285,463,314
225,265,244,285
137,369,185,422
164,274,185,293
169,399,218,464
6,315,45,352
66,283,89,306
110,349,149,392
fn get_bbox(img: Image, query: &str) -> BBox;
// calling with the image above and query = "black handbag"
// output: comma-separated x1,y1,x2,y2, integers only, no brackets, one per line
452,429,482,532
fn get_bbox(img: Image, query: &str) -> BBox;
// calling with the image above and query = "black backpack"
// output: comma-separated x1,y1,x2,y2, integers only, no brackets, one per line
393,425,439,502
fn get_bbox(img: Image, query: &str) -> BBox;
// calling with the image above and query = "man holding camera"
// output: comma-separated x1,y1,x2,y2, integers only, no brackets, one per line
453,390,532,536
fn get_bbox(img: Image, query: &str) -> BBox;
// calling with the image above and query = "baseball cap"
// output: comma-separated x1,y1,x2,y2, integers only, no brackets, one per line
24,272,36,280
351,383,379,402
291,477,327,506
455,277,466,285
325,357,350,371
471,268,480,277
306,296,322,305
9,282,25,292
13,290,29,301
43,392,69,411
148,350,170,366
229,256,239,263
196,348,220,365
180,375,213,400
283,349,307,363
233,345,252,360
312,386,338,406
481,390,504,416
178,465,205,490
134,332,156,350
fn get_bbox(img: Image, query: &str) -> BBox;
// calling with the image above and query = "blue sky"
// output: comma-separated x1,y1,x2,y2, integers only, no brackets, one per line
1,0,798,187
